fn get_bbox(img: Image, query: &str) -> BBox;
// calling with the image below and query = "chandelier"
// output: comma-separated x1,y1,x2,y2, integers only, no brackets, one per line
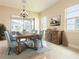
20,0,28,18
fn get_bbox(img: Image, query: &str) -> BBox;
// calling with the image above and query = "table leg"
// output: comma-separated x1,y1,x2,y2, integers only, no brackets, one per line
16,39,21,54
18,39,21,53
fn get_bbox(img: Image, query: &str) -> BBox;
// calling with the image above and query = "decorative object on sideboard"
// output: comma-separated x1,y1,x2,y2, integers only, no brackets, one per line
50,15,61,26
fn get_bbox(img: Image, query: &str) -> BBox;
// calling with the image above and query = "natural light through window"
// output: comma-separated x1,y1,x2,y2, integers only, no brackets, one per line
65,4,79,31
11,17,35,33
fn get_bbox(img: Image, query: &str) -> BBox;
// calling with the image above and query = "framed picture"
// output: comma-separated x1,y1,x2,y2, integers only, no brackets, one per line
50,16,61,26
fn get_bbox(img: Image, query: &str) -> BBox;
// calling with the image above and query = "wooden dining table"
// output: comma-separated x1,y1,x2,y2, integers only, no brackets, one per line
13,33,40,54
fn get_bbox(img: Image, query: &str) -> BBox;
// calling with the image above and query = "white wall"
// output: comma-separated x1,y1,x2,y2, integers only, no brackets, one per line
40,0,79,49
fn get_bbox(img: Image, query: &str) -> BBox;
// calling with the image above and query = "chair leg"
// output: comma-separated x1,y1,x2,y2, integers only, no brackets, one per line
33,39,38,50
41,40,43,48
8,47,11,55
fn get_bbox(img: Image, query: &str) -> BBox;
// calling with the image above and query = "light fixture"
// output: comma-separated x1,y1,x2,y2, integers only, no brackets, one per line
19,0,29,34
20,0,28,18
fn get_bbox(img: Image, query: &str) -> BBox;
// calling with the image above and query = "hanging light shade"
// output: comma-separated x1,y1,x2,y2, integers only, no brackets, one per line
20,9,28,18
20,0,28,18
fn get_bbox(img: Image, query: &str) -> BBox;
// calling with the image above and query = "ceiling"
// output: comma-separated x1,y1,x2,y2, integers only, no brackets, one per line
0,0,59,12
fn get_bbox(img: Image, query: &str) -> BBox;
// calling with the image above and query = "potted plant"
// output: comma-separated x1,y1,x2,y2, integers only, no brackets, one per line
0,24,6,40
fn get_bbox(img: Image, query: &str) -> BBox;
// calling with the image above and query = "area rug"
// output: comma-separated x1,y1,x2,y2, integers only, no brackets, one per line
0,47,50,59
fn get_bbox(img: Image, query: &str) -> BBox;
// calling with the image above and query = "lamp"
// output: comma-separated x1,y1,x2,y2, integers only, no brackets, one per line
19,0,29,34
20,0,28,18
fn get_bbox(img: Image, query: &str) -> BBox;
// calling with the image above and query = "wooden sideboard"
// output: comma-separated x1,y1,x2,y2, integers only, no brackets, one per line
45,29,63,45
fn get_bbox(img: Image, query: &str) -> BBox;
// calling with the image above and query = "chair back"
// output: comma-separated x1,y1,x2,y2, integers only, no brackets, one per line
4,31,12,47
8,31,16,41
32,30,37,34
39,30,44,39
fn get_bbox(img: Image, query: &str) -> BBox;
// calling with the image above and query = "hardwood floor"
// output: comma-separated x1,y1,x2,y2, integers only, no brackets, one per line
0,40,79,59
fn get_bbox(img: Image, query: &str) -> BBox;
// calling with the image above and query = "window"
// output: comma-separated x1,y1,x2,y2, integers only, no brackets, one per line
65,4,79,31
11,17,35,33
76,18,79,30
67,19,75,31
40,16,47,30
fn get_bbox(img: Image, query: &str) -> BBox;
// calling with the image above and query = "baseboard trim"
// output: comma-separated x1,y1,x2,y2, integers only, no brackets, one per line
68,43,79,50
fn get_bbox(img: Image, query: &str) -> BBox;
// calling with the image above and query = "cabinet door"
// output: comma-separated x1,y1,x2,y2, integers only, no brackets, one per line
52,31,59,44
45,31,52,42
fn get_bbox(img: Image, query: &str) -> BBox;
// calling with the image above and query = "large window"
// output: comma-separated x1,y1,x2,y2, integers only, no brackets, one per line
65,4,79,31
40,16,47,31
11,17,35,33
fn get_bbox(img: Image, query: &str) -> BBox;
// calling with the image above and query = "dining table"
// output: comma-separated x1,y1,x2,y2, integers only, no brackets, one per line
13,33,40,54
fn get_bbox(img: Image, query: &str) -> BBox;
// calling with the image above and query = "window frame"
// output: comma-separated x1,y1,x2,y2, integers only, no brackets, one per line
65,4,79,32
10,17,35,32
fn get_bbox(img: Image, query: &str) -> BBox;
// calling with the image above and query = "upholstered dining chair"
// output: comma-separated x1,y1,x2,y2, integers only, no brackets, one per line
39,30,44,48
29,30,44,48
9,32,16,41
4,31,18,55
32,30,38,34
9,31,26,42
